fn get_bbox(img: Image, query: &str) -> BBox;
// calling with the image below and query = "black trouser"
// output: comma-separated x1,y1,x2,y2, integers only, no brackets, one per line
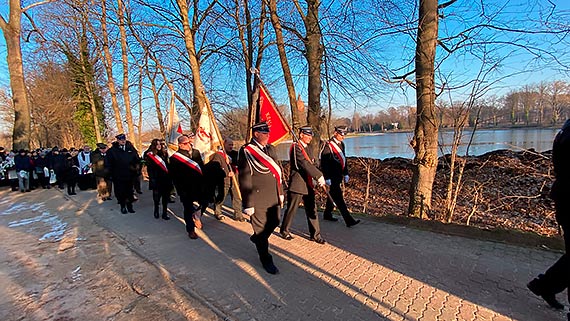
180,194,197,233
250,205,280,264
280,190,321,239
114,178,134,207
323,181,357,225
214,179,242,218
153,188,170,215
537,196,569,299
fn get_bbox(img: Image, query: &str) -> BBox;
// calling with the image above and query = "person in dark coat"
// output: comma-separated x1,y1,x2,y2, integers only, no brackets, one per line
169,133,204,239
49,147,67,189
105,134,141,214
319,126,360,227
92,143,112,201
144,138,173,220
210,138,244,221
528,119,570,315
77,145,95,190
61,148,79,195
34,151,51,189
279,126,327,244
14,149,32,192
238,122,284,274
201,152,227,221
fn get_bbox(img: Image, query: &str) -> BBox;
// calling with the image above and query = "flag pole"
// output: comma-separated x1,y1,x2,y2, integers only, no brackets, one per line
251,70,337,207
203,94,243,201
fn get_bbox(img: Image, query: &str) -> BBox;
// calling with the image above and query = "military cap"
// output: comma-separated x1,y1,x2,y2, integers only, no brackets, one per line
334,126,348,136
299,126,313,136
252,121,270,133
115,133,127,140
96,143,108,149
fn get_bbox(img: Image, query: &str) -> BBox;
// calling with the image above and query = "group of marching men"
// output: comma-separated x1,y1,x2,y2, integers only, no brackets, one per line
133,122,360,275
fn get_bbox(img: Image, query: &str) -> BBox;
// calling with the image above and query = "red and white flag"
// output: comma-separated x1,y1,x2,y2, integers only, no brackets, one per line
258,85,290,145
166,92,183,153
194,103,221,161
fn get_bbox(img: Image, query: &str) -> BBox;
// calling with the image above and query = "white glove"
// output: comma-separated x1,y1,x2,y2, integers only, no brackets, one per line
279,195,284,205
344,175,349,183
325,179,331,186
243,207,255,215
317,176,326,187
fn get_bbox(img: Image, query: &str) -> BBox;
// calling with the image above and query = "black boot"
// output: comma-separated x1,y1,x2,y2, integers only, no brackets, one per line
153,203,160,219
120,204,128,214
126,202,135,213
162,204,170,220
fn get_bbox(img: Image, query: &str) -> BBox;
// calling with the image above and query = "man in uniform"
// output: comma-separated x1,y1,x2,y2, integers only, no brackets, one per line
320,126,360,227
105,133,140,214
528,119,570,315
280,126,327,244
238,122,284,274
169,134,204,239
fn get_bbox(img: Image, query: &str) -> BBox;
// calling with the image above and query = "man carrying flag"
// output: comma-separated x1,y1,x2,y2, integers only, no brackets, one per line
238,122,284,274
169,133,204,239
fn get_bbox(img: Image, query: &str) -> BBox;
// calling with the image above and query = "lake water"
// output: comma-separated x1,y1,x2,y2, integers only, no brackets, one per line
275,128,560,160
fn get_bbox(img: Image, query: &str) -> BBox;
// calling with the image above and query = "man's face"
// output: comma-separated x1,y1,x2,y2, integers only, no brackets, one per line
83,146,91,153
333,132,345,142
118,138,126,146
224,140,234,152
178,137,191,151
253,131,269,145
99,146,108,153
300,133,313,144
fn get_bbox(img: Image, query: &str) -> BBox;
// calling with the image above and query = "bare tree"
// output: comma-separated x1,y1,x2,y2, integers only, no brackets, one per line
0,0,54,150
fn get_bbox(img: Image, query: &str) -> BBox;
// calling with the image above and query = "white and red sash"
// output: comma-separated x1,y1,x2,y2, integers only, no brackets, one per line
329,140,346,170
244,144,282,187
147,152,168,173
171,152,202,175
290,142,315,188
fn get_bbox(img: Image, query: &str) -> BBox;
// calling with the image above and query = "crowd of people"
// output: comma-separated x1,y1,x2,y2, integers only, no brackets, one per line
0,120,568,316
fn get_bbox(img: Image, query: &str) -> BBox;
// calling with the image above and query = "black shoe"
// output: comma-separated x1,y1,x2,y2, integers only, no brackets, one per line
154,211,160,219
279,232,294,240
107,197,113,201
261,261,279,275
323,216,338,222
136,190,143,195
127,207,136,213
162,214,171,220
310,237,326,244
121,207,128,214
527,278,565,310
347,219,361,227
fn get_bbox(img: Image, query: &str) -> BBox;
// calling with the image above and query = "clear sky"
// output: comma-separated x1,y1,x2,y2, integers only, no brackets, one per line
1,0,569,125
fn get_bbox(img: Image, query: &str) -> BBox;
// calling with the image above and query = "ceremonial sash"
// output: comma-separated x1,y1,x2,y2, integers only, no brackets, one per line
147,152,168,173
329,140,346,170
171,152,202,175
290,142,314,188
244,144,282,187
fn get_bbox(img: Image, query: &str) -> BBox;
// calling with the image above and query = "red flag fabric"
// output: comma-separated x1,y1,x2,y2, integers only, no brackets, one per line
258,85,289,144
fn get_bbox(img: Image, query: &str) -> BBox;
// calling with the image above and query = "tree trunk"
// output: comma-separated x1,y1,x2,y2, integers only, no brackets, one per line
408,0,439,218
304,0,323,155
175,0,208,126
100,0,124,133
1,1,31,150
117,0,134,138
268,0,300,132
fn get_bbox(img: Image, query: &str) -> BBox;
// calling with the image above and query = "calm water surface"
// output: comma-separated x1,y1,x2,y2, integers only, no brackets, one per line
275,128,560,160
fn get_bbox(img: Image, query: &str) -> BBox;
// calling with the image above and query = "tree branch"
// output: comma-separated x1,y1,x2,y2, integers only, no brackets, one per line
21,0,56,13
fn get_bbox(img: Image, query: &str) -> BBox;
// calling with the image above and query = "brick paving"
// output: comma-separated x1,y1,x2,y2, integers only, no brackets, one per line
9,186,570,320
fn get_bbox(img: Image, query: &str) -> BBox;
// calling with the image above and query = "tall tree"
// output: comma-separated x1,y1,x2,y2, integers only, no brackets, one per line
117,0,135,139
0,0,52,150
407,0,445,218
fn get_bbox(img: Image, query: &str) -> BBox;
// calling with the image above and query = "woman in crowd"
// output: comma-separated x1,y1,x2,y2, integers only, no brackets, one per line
144,138,173,220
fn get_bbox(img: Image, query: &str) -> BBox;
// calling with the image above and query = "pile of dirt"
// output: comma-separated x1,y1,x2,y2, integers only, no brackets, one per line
286,148,560,238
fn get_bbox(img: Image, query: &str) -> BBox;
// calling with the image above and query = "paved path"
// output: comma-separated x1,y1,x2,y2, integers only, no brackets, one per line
5,186,569,320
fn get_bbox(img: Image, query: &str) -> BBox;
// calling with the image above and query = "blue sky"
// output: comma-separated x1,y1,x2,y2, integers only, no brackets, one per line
1,0,569,125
